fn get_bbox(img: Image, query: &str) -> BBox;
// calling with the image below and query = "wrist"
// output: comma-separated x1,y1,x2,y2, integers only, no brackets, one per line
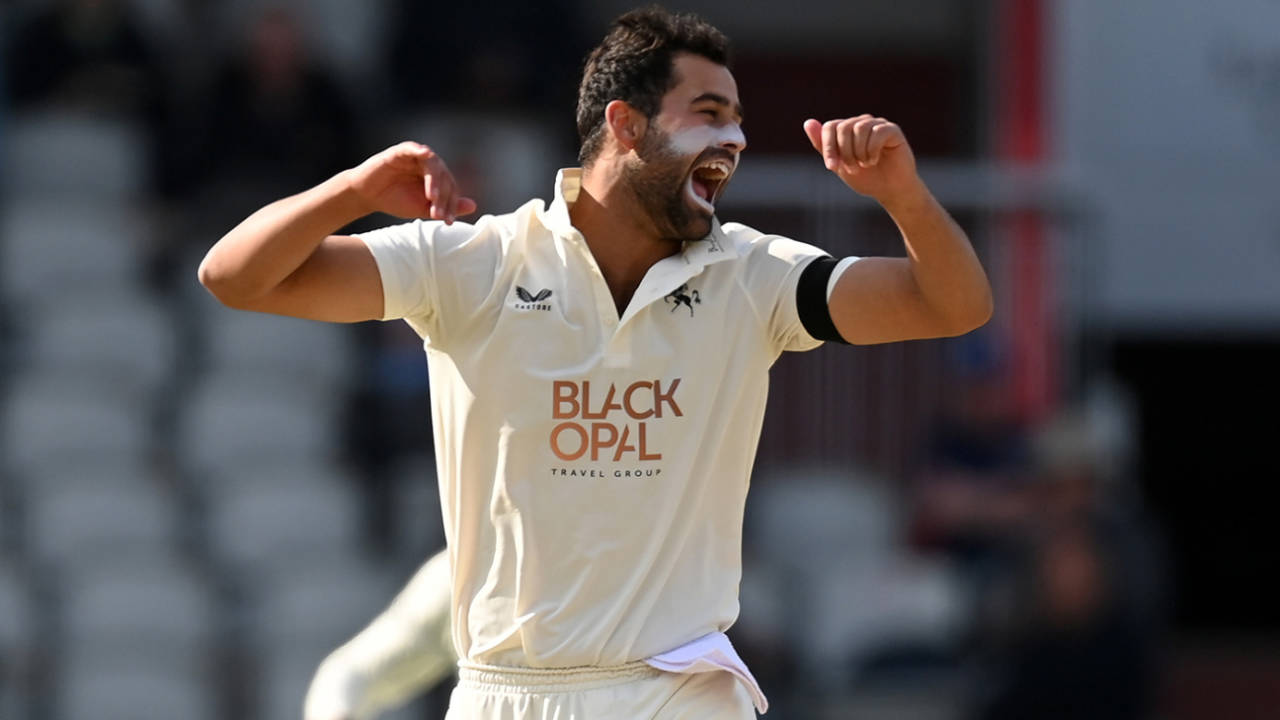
322,169,376,223
876,175,932,216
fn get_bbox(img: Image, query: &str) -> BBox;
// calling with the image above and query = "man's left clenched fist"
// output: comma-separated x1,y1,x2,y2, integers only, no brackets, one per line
803,116,921,204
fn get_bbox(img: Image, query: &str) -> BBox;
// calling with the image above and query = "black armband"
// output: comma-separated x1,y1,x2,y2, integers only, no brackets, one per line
796,256,850,345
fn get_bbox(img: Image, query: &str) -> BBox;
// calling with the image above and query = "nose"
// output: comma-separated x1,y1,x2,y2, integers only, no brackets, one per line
719,122,747,154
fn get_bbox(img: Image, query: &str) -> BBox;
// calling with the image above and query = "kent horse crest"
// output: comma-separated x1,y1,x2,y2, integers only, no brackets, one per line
664,284,701,316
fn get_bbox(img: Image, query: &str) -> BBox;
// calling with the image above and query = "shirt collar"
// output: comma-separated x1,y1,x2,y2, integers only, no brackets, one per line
543,168,580,238
544,168,739,268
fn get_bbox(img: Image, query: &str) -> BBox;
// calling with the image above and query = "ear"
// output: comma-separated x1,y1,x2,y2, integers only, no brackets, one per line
604,100,647,152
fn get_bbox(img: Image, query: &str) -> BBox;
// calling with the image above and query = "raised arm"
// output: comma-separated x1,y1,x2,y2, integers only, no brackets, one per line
197,142,477,322
802,117,993,345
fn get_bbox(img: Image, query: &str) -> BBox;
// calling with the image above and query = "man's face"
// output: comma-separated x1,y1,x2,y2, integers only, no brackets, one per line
622,53,746,242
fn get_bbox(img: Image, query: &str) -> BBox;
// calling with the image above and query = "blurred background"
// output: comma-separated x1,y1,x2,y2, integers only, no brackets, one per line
1,0,1277,718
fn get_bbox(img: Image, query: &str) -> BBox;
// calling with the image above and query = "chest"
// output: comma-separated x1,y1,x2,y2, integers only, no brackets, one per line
468,257,753,382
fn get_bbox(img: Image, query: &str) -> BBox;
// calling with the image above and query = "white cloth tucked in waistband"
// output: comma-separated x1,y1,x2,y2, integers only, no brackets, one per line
644,631,768,714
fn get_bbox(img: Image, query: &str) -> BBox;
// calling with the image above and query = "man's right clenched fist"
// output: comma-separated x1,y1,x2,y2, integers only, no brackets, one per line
345,141,478,224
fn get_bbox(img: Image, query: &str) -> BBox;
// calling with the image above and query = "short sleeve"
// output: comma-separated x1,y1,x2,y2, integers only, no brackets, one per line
357,218,501,343
733,229,835,354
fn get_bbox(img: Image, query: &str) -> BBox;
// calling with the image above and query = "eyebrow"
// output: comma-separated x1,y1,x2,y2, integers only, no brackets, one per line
691,92,745,123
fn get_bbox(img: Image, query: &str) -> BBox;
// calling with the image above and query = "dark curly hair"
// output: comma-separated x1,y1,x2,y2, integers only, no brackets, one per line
575,6,731,167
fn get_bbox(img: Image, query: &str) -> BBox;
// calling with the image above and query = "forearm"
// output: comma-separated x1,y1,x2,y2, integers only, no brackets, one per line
344,610,454,716
881,180,993,332
308,610,453,720
305,552,455,720
197,171,369,305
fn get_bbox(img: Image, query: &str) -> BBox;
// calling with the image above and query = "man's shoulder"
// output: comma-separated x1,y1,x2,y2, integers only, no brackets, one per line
718,220,770,247
467,197,549,237
358,198,549,268
432,197,551,247
717,221,828,264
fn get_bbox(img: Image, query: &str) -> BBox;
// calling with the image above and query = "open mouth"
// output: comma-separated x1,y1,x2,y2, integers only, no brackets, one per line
685,156,735,213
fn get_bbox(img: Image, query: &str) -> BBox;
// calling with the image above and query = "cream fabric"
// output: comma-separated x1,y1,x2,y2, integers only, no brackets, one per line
645,631,767,714
359,169,829,669
446,660,755,719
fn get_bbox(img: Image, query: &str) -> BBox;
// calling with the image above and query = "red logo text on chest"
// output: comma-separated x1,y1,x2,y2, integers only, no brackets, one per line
550,379,682,462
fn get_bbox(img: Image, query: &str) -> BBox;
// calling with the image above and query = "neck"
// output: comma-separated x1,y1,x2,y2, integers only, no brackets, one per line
570,163,681,314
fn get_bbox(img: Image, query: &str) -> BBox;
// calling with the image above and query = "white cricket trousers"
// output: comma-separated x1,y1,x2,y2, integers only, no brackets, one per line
445,660,757,719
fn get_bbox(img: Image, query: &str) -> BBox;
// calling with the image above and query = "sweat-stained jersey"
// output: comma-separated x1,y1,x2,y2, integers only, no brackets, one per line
358,168,834,669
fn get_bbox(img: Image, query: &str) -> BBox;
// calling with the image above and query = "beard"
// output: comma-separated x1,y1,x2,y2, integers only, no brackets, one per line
621,125,714,243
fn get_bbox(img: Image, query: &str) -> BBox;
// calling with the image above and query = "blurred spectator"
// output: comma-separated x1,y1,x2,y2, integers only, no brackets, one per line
4,0,161,116
970,406,1166,720
348,322,434,475
345,321,435,551
199,6,360,211
384,0,587,116
148,0,229,202
911,334,1033,570
910,338,1164,718
976,524,1149,720
152,5,364,289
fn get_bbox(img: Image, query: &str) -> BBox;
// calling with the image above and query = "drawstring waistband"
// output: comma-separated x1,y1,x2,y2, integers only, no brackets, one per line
456,659,660,694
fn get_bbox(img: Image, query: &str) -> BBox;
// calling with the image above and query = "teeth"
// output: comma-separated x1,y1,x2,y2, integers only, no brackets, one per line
694,159,733,178
688,157,734,211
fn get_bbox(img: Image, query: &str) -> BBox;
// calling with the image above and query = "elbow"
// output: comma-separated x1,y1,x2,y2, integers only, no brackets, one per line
970,286,995,330
196,255,217,293
196,255,234,304
197,254,257,310
939,284,994,338
958,284,995,335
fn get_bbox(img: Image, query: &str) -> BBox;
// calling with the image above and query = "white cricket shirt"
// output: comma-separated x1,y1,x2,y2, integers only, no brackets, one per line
359,169,832,669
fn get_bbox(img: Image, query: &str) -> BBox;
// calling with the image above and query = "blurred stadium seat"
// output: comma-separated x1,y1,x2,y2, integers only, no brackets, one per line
259,644,339,720
0,558,35,719
249,556,398,719
0,199,149,309
193,296,356,389
249,555,395,649
55,650,216,720
749,469,898,575
0,372,151,475
0,111,148,201
176,372,340,479
23,474,183,572
807,556,965,683
390,455,445,556
748,471,965,688
14,290,178,404
202,468,364,580
199,456,358,495
56,553,219,657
